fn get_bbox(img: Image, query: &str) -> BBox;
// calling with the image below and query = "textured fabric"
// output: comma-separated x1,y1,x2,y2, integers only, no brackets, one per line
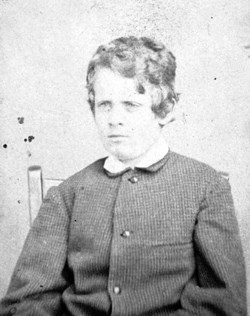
104,134,169,172
0,151,247,316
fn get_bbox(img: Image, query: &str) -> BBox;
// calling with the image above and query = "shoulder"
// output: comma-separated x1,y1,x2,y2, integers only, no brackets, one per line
165,151,233,211
45,157,108,209
60,157,108,189
167,151,229,187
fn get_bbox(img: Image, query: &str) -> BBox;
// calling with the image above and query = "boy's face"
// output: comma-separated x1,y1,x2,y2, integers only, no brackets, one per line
93,68,166,164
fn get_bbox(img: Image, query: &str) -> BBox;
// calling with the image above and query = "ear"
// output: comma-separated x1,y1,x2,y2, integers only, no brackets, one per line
156,113,175,127
156,100,176,126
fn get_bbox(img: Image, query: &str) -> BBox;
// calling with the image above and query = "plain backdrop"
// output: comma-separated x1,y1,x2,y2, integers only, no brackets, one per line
1,0,250,311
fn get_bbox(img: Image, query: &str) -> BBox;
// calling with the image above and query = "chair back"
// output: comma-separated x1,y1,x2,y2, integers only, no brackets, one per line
28,166,63,225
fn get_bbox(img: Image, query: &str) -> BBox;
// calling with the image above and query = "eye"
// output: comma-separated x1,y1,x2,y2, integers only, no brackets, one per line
123,101,142,112
97,101,112,111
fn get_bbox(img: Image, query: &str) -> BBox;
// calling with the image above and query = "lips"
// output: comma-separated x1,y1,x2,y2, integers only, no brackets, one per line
108,135,129,143
108,135,128,138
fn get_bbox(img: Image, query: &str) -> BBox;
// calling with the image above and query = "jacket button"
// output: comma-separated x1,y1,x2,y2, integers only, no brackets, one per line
128,176,138,183
120,230,132,238
113,286,121,294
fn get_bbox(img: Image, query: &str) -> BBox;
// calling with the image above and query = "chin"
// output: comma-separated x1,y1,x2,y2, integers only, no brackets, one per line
109,148,136,162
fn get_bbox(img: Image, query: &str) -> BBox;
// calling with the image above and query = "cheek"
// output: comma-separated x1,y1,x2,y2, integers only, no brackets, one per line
130,113,159,133
95,116,107,132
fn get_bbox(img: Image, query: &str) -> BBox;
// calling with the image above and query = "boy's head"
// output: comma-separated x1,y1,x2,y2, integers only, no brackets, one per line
86,36,178,119
86,37,178,163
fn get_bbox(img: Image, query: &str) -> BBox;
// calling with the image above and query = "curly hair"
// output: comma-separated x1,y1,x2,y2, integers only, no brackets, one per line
86,36,179,118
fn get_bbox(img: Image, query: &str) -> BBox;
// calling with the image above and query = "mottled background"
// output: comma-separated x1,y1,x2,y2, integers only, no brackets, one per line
0,0,250,311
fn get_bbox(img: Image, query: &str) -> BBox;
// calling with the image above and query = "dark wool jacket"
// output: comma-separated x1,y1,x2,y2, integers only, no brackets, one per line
0,151,247,316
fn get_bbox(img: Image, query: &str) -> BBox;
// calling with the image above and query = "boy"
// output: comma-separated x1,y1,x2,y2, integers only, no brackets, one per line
0,36,247,315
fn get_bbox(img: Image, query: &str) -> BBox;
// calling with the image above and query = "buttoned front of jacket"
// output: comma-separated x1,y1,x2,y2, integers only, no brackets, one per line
107,170,197,316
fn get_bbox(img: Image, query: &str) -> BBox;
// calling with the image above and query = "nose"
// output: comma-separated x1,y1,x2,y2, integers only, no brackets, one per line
108,104,124,126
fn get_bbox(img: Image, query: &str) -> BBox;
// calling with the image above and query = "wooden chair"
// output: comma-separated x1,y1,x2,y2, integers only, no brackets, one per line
27,165,229,226
27,166,64,226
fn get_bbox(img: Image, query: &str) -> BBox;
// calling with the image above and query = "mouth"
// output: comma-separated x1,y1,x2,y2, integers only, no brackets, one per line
108,135,128,138
108,135,129,142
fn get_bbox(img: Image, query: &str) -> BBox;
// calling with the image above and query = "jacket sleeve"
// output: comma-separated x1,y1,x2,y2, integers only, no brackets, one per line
0,186,71,316
180,174,247,316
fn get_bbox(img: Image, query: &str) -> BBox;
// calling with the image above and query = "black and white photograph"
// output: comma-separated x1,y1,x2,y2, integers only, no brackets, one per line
0,0,249,315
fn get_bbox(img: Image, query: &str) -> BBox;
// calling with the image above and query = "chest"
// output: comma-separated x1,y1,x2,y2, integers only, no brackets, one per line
68,171,202,254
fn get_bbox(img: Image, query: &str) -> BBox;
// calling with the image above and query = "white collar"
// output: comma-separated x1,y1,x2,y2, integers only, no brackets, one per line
104,135,169,173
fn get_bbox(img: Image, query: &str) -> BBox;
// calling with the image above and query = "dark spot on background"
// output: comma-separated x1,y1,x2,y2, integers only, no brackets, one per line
28,136,35,142
211,16,213,19
18,200,21,204
244,44,250,49
3,144,7,148
27,151,32,157
214,78,217,80
24,136,35,143
17,117,24,124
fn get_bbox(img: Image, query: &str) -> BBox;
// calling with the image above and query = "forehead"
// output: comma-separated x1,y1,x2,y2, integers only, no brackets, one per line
93,68,149,101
